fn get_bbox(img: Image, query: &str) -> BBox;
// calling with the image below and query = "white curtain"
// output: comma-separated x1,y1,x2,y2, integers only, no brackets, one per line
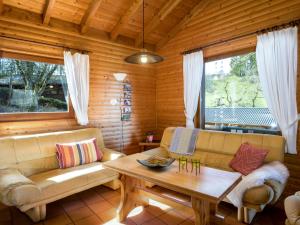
256,27,298,154
183,51,204,128
64,51,90,125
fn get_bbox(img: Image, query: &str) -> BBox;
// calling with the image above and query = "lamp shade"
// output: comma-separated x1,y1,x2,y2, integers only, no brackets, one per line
113,72,127,81
124,50,164,64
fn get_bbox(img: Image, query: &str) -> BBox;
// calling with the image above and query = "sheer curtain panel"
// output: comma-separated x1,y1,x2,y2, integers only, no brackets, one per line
64,51,90,125
256,27,298,154
183,51,204,128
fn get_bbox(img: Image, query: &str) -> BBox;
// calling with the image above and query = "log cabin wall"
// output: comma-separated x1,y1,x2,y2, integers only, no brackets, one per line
0,8,156,155
156,0,300,195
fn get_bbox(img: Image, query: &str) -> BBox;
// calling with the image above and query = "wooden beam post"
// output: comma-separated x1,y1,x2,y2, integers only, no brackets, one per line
135,0,182,47
80,0,104,34
110,0,143,41
156,0,210,49
43,0,56,25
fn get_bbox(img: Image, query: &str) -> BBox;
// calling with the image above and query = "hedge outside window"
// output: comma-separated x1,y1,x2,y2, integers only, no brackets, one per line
0,54,73,121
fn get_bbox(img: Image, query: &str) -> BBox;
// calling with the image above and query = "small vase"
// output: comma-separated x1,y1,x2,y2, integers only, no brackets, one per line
146,135,154,143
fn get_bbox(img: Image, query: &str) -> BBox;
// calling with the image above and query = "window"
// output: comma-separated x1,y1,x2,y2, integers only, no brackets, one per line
203,52,278,133
0,55,73,121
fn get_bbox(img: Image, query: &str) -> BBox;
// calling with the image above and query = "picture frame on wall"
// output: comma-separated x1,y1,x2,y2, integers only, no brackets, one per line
121,113,131,121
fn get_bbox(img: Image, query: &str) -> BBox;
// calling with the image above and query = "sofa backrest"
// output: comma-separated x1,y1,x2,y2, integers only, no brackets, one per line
161,127,285,171
0,128,105,176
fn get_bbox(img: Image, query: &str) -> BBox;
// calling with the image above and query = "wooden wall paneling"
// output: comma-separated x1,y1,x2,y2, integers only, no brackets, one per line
156,0,211,49
155,0,300,195
0,0,3,15
0,12,156,154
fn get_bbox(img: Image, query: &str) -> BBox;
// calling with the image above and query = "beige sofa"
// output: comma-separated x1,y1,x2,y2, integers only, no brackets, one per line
0,128,124,222
144,127,286,223
285,192,300,225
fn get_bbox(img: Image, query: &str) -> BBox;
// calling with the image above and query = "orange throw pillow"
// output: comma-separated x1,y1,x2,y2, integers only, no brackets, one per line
229,143,268,175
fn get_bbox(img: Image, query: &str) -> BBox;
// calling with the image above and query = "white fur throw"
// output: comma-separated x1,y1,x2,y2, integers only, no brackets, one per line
227,161,289,208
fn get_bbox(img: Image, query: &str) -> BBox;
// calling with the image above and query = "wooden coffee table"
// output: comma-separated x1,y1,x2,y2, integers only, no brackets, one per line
104,153,241,225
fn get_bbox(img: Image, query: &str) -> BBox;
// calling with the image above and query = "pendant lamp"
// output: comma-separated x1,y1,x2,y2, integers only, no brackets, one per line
124,0,164,64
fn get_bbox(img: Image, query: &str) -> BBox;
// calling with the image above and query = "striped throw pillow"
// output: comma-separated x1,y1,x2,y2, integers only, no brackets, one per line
56,138,103,169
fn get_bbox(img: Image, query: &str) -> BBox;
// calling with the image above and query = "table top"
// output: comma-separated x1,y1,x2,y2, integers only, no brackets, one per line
103,153,242,203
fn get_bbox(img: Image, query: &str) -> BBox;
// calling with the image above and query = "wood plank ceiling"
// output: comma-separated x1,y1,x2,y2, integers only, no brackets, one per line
1,0,201,49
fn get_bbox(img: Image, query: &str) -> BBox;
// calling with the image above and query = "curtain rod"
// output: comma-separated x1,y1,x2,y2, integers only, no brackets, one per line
0,35,90,54
181,19,300,55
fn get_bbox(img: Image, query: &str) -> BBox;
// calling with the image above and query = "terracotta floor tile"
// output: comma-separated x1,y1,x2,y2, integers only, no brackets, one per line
97,208,116,222
158,209,186,225
100,190,120,200
79,190,105,205
129,209,154,225
44,214,72,225
179,219,194,225
144,205,167,217
142,218,167,225
47,203,66,219
74,215,103,225
107,195,121,208
62,199,85,212
66,206,93,222
88,201,114,214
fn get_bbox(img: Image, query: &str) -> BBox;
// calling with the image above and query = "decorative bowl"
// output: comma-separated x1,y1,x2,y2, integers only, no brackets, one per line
137,156,175,168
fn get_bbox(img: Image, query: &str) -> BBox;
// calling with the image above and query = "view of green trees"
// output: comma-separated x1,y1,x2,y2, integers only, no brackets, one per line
205,52,267,108
0,58,68,113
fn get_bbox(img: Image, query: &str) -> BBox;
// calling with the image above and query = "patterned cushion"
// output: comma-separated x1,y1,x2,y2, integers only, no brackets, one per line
56,138,103,169
229,143,268,175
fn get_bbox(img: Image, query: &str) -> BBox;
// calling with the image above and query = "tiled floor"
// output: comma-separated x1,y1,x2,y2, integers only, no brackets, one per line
0,185,286,225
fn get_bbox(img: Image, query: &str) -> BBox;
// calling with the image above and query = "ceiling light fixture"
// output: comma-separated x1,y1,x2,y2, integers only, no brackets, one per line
124,0,164,64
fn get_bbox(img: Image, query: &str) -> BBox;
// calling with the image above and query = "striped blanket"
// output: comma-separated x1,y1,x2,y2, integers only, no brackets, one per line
169,127,199,155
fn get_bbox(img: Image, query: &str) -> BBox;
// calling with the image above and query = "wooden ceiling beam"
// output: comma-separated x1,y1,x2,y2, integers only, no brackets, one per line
135,0,182,47
110,0,143,41
156,0,210,49
43,0,56,25
80,0,104,34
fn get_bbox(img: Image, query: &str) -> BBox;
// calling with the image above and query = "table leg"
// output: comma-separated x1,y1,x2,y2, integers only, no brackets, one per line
191,197,212,225
117,175,149,222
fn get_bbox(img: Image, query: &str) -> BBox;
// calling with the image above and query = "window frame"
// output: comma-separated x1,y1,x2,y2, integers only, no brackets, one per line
200,48,279,134
0,52,74,122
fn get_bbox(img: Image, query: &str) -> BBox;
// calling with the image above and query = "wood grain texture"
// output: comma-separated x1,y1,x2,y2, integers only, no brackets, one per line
135,0,182,47
104,153,242,202
42,0,56,25
80,0,104,34
0,11,156,155
3,0,200,45
110,0,143,41
155,0,300,195
0,0,3,15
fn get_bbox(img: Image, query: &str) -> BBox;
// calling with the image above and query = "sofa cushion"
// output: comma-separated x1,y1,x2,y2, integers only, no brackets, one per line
29,162,118,201
229,143,268,175
56,138,103,168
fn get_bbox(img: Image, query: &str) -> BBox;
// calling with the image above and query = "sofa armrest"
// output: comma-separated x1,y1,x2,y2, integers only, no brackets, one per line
102,148,126,162
0,168,40,207
285,194,300,225
142,147,169,158
243,179,286,208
